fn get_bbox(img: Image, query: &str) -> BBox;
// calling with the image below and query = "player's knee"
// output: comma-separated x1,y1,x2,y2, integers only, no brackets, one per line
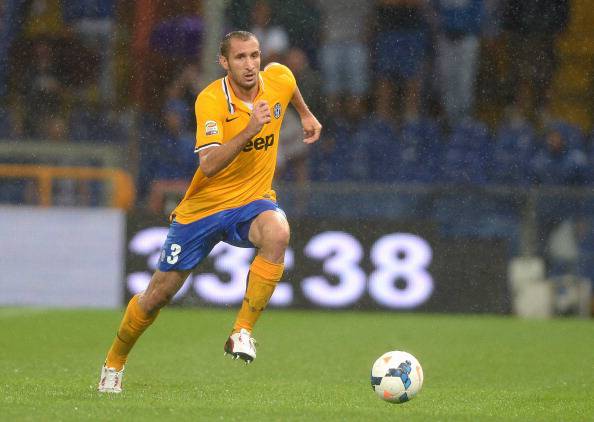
261,223,290,254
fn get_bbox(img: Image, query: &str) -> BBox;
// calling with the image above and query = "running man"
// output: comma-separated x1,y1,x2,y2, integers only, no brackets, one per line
98,31,322,393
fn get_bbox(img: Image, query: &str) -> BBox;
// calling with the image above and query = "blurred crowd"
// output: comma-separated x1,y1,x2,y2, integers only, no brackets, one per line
0,0,590,200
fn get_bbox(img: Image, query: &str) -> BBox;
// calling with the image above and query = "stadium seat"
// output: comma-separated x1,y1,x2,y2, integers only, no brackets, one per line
0,107,10,138
311,115,401,184
546,120,586,151
136,114,165,199
440,118,491,185
585,131,594,184
397,118,442,183
448,117,490,149
136,111,196,206
69,108,124,144
490,121,536,186
358,117,400,182
309,139,351,182
528,139,589,186
442,154,487,185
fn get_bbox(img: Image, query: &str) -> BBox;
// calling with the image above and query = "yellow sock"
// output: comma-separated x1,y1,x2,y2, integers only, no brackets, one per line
105,295,159,370
233,255,284,333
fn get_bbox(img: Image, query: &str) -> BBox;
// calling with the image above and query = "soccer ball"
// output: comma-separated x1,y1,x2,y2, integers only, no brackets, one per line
370,350,423,403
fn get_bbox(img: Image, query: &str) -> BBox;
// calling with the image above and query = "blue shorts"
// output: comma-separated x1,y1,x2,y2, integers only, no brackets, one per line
158,199,284,271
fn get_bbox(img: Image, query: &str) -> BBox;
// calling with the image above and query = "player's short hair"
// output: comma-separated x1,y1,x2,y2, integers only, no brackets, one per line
219,31,257,58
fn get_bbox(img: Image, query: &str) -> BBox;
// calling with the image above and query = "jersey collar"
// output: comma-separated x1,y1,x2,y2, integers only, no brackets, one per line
221,73,265,114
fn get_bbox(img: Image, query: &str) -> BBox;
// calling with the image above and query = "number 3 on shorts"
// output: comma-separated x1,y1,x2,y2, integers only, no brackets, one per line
167,243,182,265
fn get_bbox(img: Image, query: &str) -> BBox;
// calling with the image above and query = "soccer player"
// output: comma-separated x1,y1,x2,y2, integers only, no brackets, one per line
98,31,322,393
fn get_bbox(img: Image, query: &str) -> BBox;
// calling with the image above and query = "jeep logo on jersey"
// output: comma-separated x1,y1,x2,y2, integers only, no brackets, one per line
243,134,275,152
273,102,281,119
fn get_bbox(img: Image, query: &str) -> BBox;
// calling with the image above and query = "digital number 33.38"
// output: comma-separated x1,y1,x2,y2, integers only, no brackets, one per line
132,229,434,309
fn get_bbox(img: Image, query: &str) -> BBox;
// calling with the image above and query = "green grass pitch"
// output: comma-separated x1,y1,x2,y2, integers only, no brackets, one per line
0,308,593,421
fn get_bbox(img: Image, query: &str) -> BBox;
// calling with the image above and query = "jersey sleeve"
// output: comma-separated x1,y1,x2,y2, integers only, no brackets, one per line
194,92,224,153
264,62,297,100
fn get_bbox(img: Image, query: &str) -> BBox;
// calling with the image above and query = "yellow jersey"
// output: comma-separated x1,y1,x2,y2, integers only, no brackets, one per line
172,63,297,224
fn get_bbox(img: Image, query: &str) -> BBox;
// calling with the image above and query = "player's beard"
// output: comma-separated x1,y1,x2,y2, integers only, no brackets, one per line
238,76,257,91
230,68,258,92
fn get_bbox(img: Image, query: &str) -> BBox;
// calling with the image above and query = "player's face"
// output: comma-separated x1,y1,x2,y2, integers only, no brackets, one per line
221,37,261,91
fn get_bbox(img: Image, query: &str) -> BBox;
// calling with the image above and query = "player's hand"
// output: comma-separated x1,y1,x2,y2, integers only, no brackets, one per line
301,113,322,144
246,100,271,137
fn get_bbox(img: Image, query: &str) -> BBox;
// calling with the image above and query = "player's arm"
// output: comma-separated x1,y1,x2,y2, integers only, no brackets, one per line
290,86,322,144
199,100,271,177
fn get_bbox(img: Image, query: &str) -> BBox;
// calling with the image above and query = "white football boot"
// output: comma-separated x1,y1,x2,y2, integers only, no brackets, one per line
97,365,124,393
224,328,257,364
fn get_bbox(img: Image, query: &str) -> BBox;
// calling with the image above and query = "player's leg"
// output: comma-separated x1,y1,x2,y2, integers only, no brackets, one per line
98,269,190,392
99,214,220,392
225,209,289,362
238,209,289,326
105,269,191,369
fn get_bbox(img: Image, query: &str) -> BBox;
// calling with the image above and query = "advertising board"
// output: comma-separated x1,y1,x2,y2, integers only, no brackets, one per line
0,207,124,308
126,214,510,313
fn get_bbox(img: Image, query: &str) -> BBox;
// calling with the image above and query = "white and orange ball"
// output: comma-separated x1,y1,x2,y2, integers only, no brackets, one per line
370,351,424,403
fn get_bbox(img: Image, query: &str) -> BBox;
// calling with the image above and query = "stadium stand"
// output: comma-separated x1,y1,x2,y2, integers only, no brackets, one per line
1,0,594,287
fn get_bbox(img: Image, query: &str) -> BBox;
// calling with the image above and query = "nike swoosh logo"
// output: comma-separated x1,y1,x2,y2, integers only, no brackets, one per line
225,116,239,122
